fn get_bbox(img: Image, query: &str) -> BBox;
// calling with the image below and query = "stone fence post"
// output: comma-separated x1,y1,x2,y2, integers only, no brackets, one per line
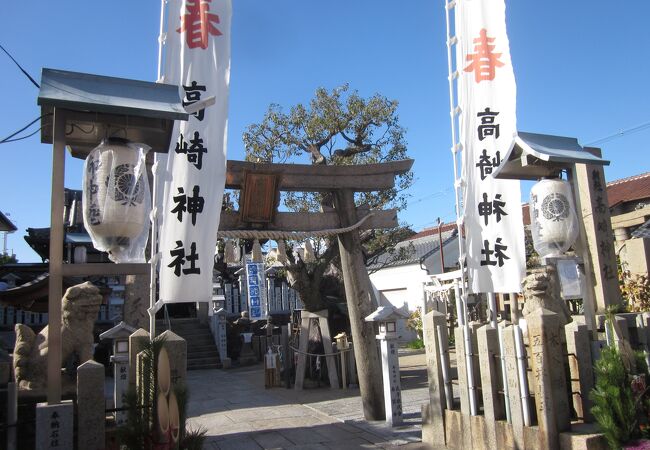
77,360,105,450
637,312,650,370
422,310,448,447
565,321,594,422
502,325,525,450
477,324,505,449
527,308,570,450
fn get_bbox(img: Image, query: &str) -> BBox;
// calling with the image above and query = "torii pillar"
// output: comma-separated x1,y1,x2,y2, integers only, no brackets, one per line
335,189,386,420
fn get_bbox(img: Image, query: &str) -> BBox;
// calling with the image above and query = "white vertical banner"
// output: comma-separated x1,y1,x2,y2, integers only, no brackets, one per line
456,0,525,293
158,0,231,303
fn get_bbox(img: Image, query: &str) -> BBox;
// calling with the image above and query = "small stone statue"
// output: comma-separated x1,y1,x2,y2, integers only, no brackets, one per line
13,282,103,390
522,265,572,326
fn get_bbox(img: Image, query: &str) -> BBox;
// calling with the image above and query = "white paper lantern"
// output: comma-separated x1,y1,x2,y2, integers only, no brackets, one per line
82,138,151,263
529,179,579,258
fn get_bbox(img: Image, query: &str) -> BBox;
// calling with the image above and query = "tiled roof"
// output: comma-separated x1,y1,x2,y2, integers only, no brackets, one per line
405,222,457,241
368,224,458,270
0,210,16,232
607,172,650,207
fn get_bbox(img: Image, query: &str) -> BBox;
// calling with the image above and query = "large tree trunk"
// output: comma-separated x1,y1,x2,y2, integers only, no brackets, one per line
333,189,385,420
285,265,328,312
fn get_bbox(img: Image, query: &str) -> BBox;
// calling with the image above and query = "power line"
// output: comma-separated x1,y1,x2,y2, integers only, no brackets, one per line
585,120,650,146
0,127,42,144
0,115,48,144
0,43,40,89
409,187,453,205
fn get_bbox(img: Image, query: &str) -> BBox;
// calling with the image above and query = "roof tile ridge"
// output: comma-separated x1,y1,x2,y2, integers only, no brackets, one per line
607,172,650,187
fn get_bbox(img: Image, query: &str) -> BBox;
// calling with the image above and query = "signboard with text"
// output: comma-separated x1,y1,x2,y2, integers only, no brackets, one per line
246,262,267,320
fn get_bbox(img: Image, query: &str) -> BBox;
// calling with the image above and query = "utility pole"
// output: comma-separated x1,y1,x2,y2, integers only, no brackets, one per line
437,218,445,273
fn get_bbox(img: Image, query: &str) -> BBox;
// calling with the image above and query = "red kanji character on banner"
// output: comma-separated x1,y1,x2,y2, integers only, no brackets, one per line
177,0,222,50
464,28,504,83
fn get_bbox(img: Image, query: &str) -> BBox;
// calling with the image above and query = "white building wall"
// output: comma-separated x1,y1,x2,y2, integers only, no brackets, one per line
368,263,430,343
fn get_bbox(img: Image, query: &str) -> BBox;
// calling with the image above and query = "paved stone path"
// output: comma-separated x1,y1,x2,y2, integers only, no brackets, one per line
185,350,438,449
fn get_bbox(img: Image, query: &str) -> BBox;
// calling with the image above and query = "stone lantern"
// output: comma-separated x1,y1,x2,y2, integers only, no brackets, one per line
365,305,409,426
100,321,137,426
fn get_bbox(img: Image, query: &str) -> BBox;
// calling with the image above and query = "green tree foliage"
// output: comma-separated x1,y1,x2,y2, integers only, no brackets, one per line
618,256,650,312
590,313,650,449
242,85,415,311
0,254,17,265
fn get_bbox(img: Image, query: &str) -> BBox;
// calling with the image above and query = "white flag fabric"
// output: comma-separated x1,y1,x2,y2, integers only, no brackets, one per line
158,0,231,303
456,0,525,293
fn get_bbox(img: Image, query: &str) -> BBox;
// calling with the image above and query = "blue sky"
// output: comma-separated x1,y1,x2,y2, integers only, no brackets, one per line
1,0,649,262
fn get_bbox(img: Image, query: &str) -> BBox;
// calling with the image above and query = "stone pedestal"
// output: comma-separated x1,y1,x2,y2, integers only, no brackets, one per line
527,308,570,450
76,360,105,450
36,400,73,450
380,337,403,426
112,354,130,426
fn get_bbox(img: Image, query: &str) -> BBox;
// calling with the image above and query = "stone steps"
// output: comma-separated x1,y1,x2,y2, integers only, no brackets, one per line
156,319,222,370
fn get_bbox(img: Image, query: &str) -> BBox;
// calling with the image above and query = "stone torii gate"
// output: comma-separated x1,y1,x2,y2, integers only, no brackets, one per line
218,158,413,420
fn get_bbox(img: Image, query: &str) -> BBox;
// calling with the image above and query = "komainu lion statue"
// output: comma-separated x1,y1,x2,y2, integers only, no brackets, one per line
521,264,572,326
13,281,103,389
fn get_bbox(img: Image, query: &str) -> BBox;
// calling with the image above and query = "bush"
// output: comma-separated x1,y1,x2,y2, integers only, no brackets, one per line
590,315,650,449
406,338,424,350
590,346,638,449
406,307,423,340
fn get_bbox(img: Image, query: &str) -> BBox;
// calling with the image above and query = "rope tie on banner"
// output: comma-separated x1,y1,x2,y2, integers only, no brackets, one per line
216,212,375,240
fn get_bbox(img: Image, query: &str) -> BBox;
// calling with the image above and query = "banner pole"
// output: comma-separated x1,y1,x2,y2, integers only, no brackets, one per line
150,0,168,340
157,0,166,82
445,0,478,417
